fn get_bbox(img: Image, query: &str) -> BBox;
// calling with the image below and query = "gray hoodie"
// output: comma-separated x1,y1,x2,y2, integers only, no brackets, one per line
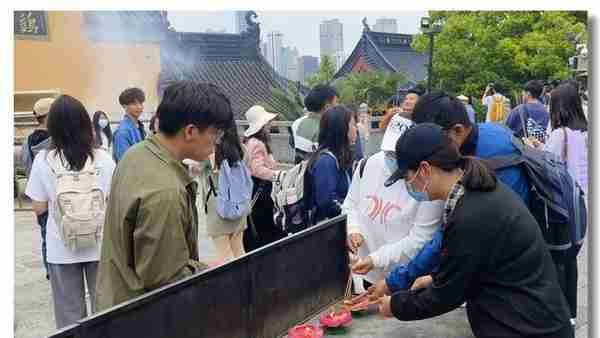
20,130,51,176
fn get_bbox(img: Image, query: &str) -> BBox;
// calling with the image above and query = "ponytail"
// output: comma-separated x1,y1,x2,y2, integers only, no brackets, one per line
461,156,496,191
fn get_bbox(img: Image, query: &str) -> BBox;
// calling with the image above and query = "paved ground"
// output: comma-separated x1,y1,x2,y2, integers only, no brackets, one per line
15,205,589,338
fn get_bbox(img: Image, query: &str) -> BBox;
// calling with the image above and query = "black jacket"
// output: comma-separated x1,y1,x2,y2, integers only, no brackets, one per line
391,182,572,338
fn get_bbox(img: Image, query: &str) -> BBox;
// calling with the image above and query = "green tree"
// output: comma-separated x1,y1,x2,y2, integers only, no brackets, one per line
412,11,587,102
306,55,336,87
335,71,408,114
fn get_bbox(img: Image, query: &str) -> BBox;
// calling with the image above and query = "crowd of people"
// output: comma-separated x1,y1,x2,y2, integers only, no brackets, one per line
19,77,587,338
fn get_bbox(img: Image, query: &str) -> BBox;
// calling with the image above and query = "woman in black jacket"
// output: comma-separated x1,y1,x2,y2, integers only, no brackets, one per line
379,123,573,338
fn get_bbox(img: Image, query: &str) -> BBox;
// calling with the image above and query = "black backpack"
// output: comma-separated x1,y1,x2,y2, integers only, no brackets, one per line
488,136,587,261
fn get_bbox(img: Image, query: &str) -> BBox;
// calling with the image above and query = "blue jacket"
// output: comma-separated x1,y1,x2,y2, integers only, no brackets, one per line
474,123,529,204
505,102,549,138
386,226,443,292
112,115,146,162
310,152,351,224
384,123,530,291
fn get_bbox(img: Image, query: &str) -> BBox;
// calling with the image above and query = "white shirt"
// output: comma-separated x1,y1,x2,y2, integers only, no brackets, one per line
25,149,116,264
100,133,110,151
543,128,588,198
342,151,444,283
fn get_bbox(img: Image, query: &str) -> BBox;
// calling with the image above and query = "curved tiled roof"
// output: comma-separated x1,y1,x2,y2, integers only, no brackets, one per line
334,28,428,82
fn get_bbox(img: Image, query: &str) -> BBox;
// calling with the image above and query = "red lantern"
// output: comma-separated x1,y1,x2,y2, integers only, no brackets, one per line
288,324,324,338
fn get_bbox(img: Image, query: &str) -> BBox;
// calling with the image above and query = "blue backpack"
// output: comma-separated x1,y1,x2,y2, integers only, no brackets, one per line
488,136,587,261
209,159,254,221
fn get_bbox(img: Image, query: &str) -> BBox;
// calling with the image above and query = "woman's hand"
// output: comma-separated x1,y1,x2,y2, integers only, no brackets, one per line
347,233,365,253
367,279,390,301
378,296,394,318
351,256,374,274
410,275,433,290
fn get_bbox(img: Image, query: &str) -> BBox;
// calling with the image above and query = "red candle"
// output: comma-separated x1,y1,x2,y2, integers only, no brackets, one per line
288,324,323,338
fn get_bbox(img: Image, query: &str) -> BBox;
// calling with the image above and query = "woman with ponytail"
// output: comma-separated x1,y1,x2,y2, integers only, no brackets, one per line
372,123,573,338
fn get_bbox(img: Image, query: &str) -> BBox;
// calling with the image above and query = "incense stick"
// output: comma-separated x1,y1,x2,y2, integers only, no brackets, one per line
344,272,352,299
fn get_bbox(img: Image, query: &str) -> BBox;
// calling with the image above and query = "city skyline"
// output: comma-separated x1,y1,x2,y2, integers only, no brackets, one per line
168,11,426,58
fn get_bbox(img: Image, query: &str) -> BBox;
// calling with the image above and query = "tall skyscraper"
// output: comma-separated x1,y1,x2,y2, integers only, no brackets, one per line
319,19,344,70
297,55,319,84
266,31,284,74
235,11,250,33
286,47,300,82
260,42,268,60
280,47,290,77
373,18,398,33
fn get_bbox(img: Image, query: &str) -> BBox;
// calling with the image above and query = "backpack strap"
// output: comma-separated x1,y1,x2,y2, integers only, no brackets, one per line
519,104,529,138
562,127,568,162
358,157,370,179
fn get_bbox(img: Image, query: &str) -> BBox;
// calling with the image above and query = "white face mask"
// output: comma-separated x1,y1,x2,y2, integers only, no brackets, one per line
98,118,109,129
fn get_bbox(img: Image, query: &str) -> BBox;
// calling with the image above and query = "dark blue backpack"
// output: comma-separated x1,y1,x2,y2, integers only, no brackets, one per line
488,136,587,261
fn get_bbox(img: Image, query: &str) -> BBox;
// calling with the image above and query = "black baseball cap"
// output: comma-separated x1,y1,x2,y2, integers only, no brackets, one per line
384,123,446,187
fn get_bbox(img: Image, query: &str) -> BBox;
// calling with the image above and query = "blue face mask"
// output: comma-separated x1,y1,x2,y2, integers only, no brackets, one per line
384,155,398,174
406,169,430,202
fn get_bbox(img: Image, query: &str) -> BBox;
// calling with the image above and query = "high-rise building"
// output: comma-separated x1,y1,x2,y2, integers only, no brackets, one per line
265,31,283,74
286,47,300,82
373,18,398,33
260,42,268,60
319,19,344,68
297,55,319,84
280,47,290,76
235,11,250,33
333,50,346,71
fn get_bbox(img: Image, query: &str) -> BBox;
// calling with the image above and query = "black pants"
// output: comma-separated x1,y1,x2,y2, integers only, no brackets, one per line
553,256,578,318
37,211,49,280
243,178,286,252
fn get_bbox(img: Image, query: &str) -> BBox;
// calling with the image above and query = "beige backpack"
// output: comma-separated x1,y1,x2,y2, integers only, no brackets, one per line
47,150,105,251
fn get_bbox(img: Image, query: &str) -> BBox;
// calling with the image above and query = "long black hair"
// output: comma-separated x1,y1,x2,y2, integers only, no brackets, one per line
215,125,243,169
317,105,354,170
47,95,95,171
92,110,112,147
549,83,588,132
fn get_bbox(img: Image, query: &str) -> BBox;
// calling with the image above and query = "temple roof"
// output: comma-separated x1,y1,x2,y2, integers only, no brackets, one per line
159,11,307,120
334,21,428,82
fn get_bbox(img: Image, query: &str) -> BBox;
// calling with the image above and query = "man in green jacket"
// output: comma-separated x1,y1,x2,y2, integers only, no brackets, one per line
96,81,233,311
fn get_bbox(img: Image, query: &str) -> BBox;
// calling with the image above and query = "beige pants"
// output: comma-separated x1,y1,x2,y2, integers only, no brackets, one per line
211,231,245,263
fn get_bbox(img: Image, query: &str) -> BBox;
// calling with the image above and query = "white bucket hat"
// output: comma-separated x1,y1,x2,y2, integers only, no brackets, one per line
244,105,278,137
380,113,413,151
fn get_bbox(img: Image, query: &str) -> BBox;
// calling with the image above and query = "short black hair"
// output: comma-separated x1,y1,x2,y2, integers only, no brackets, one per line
157,81,234,136
412,91,472,128
524,80,544,99
118,87,146,106
304,84,338,112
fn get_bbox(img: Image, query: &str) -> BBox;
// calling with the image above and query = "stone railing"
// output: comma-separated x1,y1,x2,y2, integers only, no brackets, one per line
14,116,385,166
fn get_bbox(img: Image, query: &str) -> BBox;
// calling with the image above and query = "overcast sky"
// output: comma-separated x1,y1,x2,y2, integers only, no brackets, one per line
168,11,426,58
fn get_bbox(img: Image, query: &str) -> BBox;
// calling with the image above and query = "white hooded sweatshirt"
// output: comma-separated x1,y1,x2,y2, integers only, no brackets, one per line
342,115,444,284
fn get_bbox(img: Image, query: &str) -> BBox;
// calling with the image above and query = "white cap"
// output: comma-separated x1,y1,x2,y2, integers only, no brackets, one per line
380,114,413,151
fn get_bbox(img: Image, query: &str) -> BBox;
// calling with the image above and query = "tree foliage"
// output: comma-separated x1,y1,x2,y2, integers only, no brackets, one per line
335,71,408,113
412,11,587,102
306,55,336,87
